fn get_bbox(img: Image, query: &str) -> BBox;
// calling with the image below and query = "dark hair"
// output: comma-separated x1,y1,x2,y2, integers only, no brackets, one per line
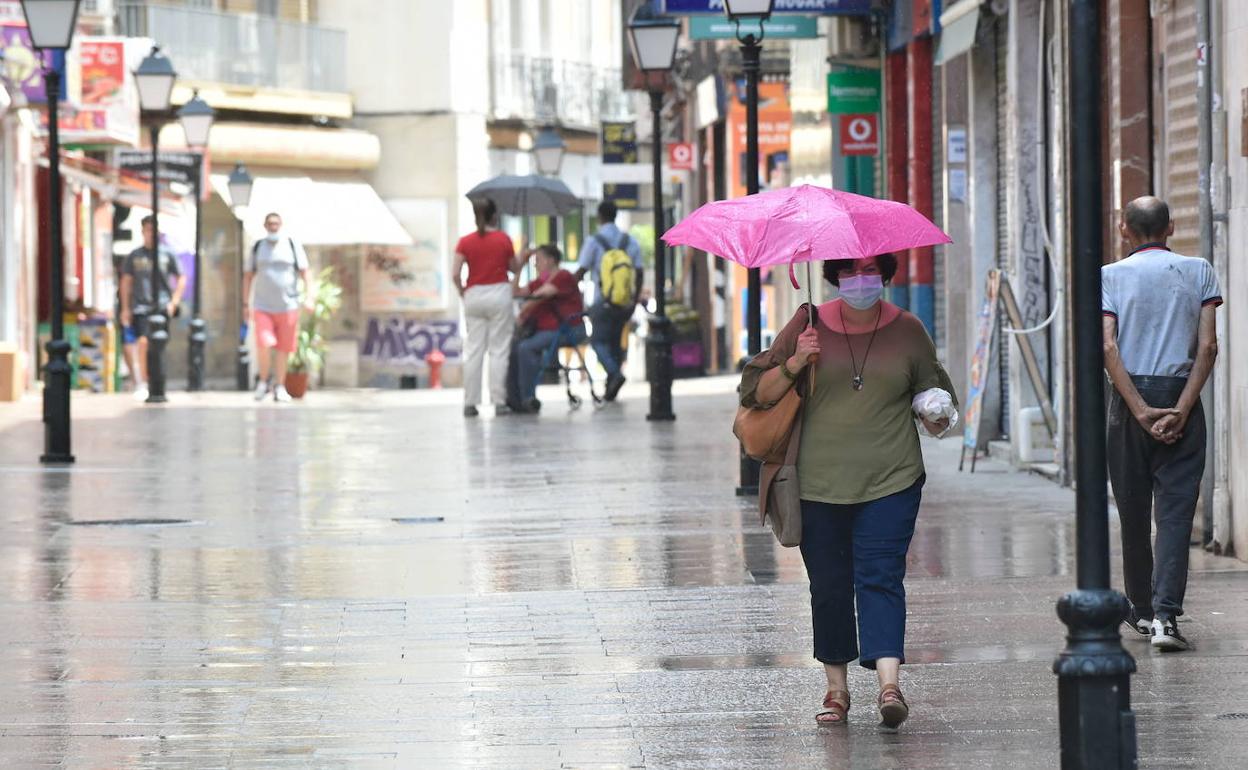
264,212,282,223
141,215,155,228
472,198,497,237
822,253,899,287
1123,196,1170,239
536,243,562,263
597,201,618,223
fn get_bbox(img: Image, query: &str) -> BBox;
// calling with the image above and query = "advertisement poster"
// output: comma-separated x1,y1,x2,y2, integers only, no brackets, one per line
960,270,1001,470
0,16,53,103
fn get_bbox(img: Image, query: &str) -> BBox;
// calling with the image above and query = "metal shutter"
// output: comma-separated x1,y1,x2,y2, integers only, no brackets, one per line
1156,0,1200,255
994,14,1011,438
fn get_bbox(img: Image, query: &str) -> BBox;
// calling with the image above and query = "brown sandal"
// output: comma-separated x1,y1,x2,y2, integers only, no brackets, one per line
878,684,909,729
816,689,850,725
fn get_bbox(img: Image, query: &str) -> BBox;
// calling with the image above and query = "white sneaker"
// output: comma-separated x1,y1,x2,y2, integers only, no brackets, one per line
132,385,149,402
253,380,270,401
273,384,292,403
1151,618,1190,652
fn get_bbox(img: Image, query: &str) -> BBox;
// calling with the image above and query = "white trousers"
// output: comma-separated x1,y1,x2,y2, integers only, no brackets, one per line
461,282,515,407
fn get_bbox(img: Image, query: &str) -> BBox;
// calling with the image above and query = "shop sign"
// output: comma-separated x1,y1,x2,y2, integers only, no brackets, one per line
688,15,818,39
839,114,878,156
116,149,205,191
668,142,695,171
826,70,880,114
663,0,872,15
602,121,639,209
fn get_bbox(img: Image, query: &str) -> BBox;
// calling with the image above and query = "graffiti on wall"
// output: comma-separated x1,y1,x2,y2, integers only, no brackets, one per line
360,317,461,367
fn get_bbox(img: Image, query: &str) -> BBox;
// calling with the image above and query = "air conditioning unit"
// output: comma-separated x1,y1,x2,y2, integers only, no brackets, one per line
81,0,115,16
827,17,877,60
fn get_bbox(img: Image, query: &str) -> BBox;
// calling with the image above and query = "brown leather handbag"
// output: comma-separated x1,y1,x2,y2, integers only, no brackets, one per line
733,384,802,465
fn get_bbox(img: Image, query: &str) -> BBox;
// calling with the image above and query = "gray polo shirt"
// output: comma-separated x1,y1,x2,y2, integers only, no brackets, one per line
1102,246,1223,377
247,236,309,313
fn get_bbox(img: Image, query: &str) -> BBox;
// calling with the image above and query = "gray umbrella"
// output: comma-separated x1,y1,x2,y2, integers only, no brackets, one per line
466,174,580,216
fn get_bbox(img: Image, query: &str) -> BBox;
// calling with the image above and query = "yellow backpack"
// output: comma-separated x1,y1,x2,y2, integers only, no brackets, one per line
595,233,636,307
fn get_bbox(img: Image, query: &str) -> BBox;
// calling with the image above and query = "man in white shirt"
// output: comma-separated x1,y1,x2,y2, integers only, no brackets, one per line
1102,196,1222,652
243,212,309,402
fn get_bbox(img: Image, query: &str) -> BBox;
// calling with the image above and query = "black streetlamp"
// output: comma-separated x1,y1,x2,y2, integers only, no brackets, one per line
725,0,773,492
1053,2,1138,767
227,162,254,391
133,45,176,403
22,0,83,464
627,5,679,423
177,90,215,392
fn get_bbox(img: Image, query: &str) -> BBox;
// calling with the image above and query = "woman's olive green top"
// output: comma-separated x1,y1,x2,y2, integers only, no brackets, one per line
740,303,957,505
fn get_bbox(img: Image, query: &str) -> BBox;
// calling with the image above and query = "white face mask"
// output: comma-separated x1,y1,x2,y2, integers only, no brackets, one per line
265,230,281,242
839,274,884,310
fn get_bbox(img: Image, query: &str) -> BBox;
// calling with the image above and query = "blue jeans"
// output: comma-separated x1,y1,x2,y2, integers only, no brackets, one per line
588,301,631,378
798,475,924,669
516,326,587,402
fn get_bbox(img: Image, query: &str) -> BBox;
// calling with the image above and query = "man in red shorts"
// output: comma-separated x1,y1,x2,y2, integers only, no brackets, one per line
243,212,309,402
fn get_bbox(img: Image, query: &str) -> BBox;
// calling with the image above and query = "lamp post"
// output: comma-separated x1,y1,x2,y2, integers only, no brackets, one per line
228,163,254,391
725,0,773,492
532,126,565,251
532,126,566,177
177,90,214,391
22,0,83,464
133,45,176,403
627,5,679,423
1053,2,1138,768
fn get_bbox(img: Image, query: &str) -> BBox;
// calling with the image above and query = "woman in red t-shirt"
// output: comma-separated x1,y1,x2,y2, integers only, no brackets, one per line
452,199,524,417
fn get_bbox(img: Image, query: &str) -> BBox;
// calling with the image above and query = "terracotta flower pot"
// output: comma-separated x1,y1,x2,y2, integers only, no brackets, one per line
284,371,310,399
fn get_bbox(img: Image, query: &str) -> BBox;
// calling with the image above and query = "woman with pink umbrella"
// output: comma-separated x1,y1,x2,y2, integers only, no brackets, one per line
666,186,959,729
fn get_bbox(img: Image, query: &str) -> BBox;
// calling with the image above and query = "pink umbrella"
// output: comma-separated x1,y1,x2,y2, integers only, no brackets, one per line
662,184,951,321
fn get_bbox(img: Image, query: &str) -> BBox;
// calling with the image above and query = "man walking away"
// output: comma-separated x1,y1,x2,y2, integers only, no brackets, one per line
1102,195,1222,652
119,215,185,401
244,212,309,403
576,201,642,402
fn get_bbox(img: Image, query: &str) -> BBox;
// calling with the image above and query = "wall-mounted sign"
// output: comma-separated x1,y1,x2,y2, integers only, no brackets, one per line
839,114,878,156
663,0,872,15
947,126,968,164
668,142,695,171
827,69,881,114
688,15,819,39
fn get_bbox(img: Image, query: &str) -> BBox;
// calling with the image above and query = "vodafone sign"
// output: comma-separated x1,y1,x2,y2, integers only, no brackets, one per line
667,142,695,171
840,114,879,156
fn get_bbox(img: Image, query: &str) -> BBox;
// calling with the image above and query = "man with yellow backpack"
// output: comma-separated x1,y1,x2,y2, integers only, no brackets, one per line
576,201,643,401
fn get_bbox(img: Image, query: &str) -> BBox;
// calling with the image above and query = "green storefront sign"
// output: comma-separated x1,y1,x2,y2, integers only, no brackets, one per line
688,16,819,39
826,70,881,114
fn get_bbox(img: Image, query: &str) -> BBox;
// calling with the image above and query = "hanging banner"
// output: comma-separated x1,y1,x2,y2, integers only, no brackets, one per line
602,121,640,209
0,13,55,104
826,69,881,114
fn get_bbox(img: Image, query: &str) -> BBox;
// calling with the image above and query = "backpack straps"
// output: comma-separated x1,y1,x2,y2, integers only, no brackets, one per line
593,233,612,252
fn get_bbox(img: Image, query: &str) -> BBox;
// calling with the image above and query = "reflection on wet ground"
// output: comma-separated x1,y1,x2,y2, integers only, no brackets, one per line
0,382,1245,768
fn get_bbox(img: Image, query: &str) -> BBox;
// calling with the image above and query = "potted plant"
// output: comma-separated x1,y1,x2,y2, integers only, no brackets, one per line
285,267,342,398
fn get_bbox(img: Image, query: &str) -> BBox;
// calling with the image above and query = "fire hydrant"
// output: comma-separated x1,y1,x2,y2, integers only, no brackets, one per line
425,349,445,389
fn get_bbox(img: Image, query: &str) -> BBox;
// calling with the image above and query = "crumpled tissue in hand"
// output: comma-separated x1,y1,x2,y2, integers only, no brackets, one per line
912,388,959,439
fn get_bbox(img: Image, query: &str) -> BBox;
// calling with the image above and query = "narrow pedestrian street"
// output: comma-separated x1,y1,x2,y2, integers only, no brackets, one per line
1,381,1245,769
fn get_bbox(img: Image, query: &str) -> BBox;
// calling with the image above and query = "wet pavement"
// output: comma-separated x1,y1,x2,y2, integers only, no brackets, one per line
1,378,1246,769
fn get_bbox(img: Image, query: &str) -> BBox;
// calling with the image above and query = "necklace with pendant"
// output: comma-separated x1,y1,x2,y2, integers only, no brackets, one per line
841,303,882,392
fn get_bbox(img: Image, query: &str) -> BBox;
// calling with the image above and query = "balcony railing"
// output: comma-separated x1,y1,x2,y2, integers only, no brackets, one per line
492,54,633,129
118,2,347,93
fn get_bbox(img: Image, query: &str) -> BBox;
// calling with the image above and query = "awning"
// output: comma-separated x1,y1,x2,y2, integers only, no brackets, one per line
163,122,382,171
210,175,413,247
935,0,983,65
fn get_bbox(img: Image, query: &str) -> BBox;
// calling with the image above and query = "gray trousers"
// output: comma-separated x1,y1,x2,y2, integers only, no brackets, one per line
1106,375,1206,621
